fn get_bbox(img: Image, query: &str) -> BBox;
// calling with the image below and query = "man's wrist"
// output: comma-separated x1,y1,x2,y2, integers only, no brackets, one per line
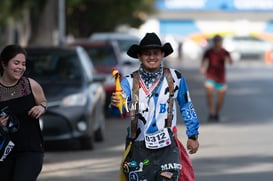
188,135,198,141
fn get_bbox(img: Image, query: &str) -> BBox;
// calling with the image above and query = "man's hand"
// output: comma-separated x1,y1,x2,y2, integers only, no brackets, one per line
111,92,120,107
187,139,199,154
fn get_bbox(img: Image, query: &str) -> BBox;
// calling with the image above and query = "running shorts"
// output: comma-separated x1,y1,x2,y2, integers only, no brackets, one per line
205,79,227,91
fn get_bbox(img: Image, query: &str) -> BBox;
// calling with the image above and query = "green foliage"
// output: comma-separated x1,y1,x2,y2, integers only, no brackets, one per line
0,0,17,24
66,0,156,37
0,0,46,24
0,0,155,41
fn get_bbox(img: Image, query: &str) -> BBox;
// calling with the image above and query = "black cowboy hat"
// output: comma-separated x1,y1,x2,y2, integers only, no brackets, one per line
127,32,173,59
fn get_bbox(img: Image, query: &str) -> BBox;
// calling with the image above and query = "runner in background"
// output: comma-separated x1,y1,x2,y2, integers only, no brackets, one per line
200,35,233,122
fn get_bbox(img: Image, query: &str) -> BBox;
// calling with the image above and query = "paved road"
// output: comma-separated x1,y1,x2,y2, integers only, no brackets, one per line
38,60,273,181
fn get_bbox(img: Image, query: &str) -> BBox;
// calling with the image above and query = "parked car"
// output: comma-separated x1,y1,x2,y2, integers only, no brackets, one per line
223,36,272,61
68,40,140,114
90,32,141,68
90,32,140,52
24,46,106,149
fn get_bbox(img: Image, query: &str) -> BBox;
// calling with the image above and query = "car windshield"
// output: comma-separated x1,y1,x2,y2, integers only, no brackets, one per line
90,33,140,52
85,46,118,67
26,51,83,84
117,39,139,52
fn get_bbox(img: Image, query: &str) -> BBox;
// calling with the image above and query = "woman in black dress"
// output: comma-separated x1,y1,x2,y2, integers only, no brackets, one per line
0,44,47,181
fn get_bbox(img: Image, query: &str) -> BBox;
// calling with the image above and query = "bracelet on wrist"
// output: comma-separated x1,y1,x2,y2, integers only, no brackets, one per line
188,135,198,141
40,103,47,110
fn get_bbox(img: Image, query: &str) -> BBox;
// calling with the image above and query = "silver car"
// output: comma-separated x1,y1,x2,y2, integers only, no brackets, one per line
25,46,106,150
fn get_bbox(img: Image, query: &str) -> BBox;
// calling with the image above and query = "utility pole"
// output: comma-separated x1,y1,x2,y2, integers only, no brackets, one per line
58,0,65,45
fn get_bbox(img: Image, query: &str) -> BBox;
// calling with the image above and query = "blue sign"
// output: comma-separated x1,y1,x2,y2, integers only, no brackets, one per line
159,20,199,36
156,0,273,11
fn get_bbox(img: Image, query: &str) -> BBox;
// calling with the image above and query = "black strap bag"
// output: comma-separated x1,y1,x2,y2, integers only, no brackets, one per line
0,106,19,162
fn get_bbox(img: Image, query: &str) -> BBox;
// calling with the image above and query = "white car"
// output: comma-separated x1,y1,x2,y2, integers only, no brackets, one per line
90,32,141,68
90,32,140,52
205,35,273,61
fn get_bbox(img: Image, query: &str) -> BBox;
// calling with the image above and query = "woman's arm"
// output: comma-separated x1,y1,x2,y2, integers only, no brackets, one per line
28,78,47,119
200,50,208,74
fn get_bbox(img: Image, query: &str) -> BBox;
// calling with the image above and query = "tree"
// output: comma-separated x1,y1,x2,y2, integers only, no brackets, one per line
28,0,58,45
0,0,30,46
0,0,156,45
66,0,156,37
0,0,57,46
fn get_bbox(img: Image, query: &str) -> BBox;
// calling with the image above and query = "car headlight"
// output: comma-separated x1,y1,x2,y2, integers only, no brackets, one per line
61,92,88,107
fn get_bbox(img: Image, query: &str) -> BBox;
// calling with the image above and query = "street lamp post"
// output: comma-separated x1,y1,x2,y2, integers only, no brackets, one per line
58,0,65,45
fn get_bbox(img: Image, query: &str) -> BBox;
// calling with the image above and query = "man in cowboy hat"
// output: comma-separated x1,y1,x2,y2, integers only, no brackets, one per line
111,32,200,181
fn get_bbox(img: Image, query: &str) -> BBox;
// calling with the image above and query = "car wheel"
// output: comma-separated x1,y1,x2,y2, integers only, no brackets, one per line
95,127,104,142
94,97,105,142
80,136,94,150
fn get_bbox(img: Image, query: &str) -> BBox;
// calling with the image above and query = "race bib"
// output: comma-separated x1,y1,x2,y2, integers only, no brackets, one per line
144,128,171,149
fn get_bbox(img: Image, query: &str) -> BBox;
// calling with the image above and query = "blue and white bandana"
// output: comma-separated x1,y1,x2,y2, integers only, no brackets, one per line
139,65,163,89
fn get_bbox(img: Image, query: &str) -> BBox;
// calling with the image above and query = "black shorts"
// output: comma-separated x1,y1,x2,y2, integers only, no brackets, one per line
123,130,180,181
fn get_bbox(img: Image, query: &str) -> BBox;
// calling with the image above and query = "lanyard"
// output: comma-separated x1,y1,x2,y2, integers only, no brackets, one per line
131,68,174,139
